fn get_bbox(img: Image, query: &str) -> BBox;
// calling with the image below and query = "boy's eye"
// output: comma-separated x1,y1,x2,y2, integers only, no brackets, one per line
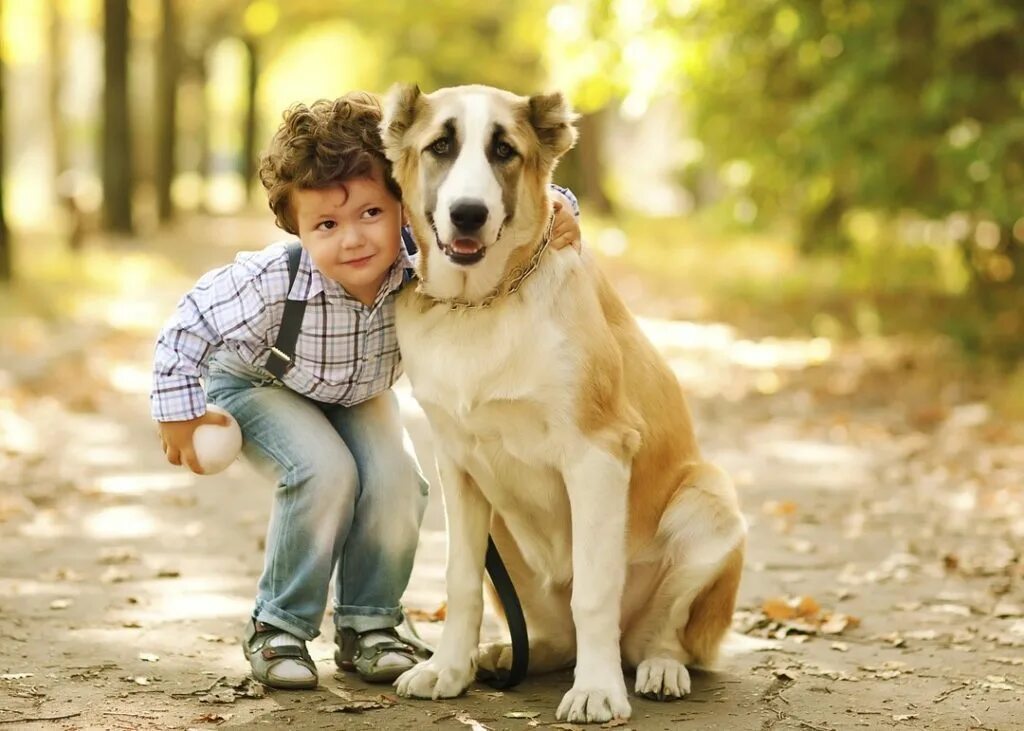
317,220,336,231
363,207,383,218
494,141,516,160
429,137,450,156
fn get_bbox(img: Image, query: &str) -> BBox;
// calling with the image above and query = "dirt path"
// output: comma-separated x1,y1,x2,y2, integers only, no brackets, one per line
1,225,1021,730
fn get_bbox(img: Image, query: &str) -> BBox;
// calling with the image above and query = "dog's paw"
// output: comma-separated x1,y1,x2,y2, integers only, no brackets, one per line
394,658,473,700
476,643,513,674
635,657,691,701
556,682,632,723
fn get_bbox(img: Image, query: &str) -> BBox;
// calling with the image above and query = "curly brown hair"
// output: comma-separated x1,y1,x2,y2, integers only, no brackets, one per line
258,91,402,235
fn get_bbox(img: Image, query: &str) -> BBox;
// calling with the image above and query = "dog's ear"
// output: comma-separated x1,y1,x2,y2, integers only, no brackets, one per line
381,83,422,162
528,92,579,162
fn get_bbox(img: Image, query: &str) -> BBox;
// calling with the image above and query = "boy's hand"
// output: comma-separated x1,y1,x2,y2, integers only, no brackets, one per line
549,189,582,252
158,409,231,475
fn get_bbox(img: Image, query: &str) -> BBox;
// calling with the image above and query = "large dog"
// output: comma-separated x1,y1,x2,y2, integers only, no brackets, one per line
381,84,746,723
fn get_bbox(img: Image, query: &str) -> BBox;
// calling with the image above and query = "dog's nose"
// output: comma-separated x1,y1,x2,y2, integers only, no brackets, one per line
450,199,489,232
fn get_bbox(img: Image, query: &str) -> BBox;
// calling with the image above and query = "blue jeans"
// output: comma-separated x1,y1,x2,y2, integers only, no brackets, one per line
206,352,429,641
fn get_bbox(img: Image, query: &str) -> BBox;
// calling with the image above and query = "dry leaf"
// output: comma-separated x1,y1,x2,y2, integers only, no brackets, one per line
194,712,233,724
830,642,849,652
0,673,33,680
138,652,160,662
454,711,492,731
602,720,630,729
49,599,72,610
503,712,540,719
406,603,447,622
892,714,919,722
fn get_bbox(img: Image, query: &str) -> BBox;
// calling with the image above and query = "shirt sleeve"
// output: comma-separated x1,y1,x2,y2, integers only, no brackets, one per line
548,183,581,221
150,262,270,422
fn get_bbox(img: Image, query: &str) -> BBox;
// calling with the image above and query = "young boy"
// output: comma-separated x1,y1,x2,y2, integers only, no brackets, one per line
151,91,581,690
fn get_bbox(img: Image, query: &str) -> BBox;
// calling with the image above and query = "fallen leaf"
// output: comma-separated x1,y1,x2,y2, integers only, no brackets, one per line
122,620,143,629
0,673,33,680
601,720,629,729
49,599,72,610
503,712,540,719
156,568,181,578
762,500,799,517
98,546,138,564
138,653,160,662
820,612,860,635
131,676,152,686
452,711,492,730
892,714,919,722
830,642,849,652
193,712,233,724
406,603,448,622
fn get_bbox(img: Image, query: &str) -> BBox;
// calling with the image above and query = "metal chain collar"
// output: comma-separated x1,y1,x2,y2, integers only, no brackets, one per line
416,212,557,311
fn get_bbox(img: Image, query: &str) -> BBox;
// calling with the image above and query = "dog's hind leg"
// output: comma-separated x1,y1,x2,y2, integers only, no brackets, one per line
478,514,577,676
622,462,745,701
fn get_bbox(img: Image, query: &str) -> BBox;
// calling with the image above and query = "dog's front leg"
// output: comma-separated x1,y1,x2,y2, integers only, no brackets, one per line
395,450,490,700
557,444,632,723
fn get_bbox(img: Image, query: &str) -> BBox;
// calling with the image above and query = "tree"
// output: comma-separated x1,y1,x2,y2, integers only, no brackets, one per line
683,1,1024,279
0,0,9,282
102,0,133,233
155,0,180,222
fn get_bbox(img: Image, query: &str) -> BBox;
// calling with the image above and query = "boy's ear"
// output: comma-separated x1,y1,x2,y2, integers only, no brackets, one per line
382,83,422,162
527,91,579,165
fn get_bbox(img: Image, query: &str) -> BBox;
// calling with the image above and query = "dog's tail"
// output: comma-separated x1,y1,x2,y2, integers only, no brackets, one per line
680,540,745,668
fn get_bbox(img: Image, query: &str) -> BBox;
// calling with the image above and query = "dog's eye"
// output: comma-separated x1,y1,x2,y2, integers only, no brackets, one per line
494,141,516,160
429,138,450,156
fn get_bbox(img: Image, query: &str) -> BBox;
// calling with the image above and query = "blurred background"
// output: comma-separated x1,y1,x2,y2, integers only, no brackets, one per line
2,0,1023,370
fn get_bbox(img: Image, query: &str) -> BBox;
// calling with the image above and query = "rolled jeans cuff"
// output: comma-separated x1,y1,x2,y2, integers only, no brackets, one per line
255,600,319,641
334,604,404,633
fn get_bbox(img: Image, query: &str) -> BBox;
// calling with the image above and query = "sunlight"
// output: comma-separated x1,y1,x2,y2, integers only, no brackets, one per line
83,505,159,540
92,471,195,496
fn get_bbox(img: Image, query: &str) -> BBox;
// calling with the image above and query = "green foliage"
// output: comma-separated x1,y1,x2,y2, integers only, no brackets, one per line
681,1,1024,261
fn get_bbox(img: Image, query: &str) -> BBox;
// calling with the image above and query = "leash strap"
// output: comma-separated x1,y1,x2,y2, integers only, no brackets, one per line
482,537,530,688
265,242,306,379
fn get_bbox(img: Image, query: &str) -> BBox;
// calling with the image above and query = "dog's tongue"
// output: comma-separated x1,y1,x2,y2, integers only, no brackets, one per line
452,238,482,254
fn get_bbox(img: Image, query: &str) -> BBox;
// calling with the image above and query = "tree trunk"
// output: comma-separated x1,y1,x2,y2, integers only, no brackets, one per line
155,0,179,223
102,0,133,233
48,0,67,185
241,37,259,204
576,110,613,215
0,0,10,282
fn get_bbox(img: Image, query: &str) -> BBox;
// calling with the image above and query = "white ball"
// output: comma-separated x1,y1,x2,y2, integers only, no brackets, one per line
192,404,243,475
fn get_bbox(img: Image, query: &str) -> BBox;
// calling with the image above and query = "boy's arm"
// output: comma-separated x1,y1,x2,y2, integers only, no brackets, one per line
151,262,269,423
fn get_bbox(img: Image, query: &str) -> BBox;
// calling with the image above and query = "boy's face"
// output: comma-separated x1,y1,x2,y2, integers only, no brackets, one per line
292,165,403,306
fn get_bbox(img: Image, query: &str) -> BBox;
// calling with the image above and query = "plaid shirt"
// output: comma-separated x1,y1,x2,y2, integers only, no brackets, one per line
150,242,414,421
150,186,579,422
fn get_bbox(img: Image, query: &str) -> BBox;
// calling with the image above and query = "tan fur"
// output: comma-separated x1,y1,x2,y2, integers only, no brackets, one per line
383,85,746,716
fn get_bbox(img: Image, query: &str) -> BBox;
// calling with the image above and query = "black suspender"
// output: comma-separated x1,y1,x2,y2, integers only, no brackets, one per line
265,242,306,379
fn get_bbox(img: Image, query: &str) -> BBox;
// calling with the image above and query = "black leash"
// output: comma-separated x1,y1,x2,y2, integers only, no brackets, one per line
267,237,530,690
481,537,530,688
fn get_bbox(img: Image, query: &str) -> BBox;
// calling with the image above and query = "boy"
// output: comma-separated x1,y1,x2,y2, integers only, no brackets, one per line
151,91,581,689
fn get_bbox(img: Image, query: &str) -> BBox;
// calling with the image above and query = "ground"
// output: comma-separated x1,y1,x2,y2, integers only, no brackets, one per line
0,218,1021,730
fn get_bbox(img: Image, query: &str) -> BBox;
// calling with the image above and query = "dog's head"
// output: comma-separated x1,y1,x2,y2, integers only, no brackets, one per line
381,84,577,299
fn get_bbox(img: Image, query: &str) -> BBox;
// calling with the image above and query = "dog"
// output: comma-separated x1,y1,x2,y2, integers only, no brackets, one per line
381,84,746,724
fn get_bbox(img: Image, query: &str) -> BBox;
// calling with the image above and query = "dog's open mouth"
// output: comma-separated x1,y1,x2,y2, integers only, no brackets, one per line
440,237,486,266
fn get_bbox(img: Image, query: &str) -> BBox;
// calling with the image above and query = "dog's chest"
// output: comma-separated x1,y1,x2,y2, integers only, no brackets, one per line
396,296,574,442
